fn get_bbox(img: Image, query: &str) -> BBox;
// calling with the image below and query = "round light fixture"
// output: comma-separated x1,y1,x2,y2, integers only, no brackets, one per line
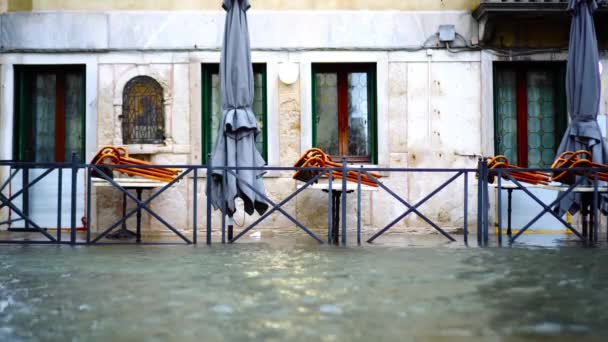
600,61,603,76
278,62,299,85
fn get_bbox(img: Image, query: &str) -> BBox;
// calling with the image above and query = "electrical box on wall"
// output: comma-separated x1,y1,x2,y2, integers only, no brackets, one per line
438,25,455,43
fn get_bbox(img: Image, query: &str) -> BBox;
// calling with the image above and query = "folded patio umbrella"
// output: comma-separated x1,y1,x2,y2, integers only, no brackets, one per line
553,0,607,215
208,0,269,216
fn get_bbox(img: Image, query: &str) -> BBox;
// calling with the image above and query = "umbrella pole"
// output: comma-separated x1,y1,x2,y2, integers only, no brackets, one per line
228,215,234,241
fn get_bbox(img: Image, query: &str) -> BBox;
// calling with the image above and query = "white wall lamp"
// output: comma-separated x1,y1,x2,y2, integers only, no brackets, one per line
278,62,299,85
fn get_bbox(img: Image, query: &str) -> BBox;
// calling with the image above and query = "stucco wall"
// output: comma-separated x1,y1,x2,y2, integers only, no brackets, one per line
7,0,480,11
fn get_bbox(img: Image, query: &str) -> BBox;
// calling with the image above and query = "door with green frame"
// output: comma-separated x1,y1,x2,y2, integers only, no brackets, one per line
494,62,570,231
201,63,267,164
11,65,86,230
312,63,378,164
494,63,567,167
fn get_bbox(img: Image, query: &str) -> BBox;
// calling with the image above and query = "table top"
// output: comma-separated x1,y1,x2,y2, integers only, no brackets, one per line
490,181,608,192
91,177,169,189
297,182,378,192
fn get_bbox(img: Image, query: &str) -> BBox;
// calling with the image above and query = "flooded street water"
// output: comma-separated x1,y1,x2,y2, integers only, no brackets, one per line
1,241,607,341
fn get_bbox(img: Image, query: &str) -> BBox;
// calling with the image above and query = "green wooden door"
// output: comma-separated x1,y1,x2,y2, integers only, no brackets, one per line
11,65,86,230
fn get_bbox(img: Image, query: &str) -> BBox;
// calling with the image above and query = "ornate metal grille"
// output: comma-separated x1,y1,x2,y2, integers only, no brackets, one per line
122,76,165,144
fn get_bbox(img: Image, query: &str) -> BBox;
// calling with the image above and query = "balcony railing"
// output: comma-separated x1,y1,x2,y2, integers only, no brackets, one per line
474,0,608,43
475,0,608,19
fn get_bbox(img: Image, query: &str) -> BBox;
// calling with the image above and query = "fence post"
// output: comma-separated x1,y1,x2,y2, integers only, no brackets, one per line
497,169,502,246
193,167,198,245
482,158,489,246
357,168,362,246
328,170,333,244
593,170,599,243
56,167,63,242
463,171,468,246
206,154,212,245
23,166,30,230
341,157,347,245
476,158,482,246
86,163,92,244
70,152,78,245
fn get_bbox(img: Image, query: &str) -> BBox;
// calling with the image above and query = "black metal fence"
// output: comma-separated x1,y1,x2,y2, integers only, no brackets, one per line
1,157,605,246
485,162,608,245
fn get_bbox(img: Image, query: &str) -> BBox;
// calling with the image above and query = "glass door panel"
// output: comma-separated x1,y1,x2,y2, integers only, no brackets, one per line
32,73,57,162
526,71,556,168
314,73,339,156
347,72,370,157
495,70,518,165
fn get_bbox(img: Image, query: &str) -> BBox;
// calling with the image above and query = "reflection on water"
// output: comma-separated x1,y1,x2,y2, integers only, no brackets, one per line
1,244,607,341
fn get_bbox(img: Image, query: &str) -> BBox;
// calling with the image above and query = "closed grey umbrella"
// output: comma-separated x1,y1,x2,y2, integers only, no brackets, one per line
209,0,269,217
554,0,606,215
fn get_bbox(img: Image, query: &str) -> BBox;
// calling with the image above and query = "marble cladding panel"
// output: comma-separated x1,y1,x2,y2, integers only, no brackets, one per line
1,11,477,51
71,57,484,236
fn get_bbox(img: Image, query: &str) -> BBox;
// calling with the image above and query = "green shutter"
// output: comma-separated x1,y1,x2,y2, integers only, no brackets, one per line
80,66,87,162
13,67,25,161
201,65,212,164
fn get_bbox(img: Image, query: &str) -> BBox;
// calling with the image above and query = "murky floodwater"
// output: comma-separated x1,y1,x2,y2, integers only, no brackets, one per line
1,241,608,341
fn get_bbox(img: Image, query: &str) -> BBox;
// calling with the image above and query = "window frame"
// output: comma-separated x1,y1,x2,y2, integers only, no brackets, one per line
311,63,378,164
121,75,166,145
13,64,87,162
201,63,268,164
493,62,567,167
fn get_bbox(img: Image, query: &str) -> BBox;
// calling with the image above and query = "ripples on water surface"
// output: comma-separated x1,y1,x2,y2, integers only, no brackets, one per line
1,242,608,341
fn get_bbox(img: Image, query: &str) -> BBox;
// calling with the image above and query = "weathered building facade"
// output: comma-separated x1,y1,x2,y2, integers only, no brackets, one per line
1,0,607,238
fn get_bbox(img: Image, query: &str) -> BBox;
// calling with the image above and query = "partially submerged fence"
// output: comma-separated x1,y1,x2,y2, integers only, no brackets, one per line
485,164,608,245
0,157,604,246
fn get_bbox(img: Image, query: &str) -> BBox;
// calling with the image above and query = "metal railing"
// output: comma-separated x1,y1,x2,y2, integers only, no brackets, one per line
214,160,474,246
0,155,478,246
480,0,566,3
0,157,81,244
2,156,606,246
478,0,606,7
477,158,608,246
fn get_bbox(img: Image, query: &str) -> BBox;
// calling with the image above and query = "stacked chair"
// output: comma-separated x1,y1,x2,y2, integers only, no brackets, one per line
90,146,179,182
293,148,381,187
483,155,551,185
551,150,608,184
